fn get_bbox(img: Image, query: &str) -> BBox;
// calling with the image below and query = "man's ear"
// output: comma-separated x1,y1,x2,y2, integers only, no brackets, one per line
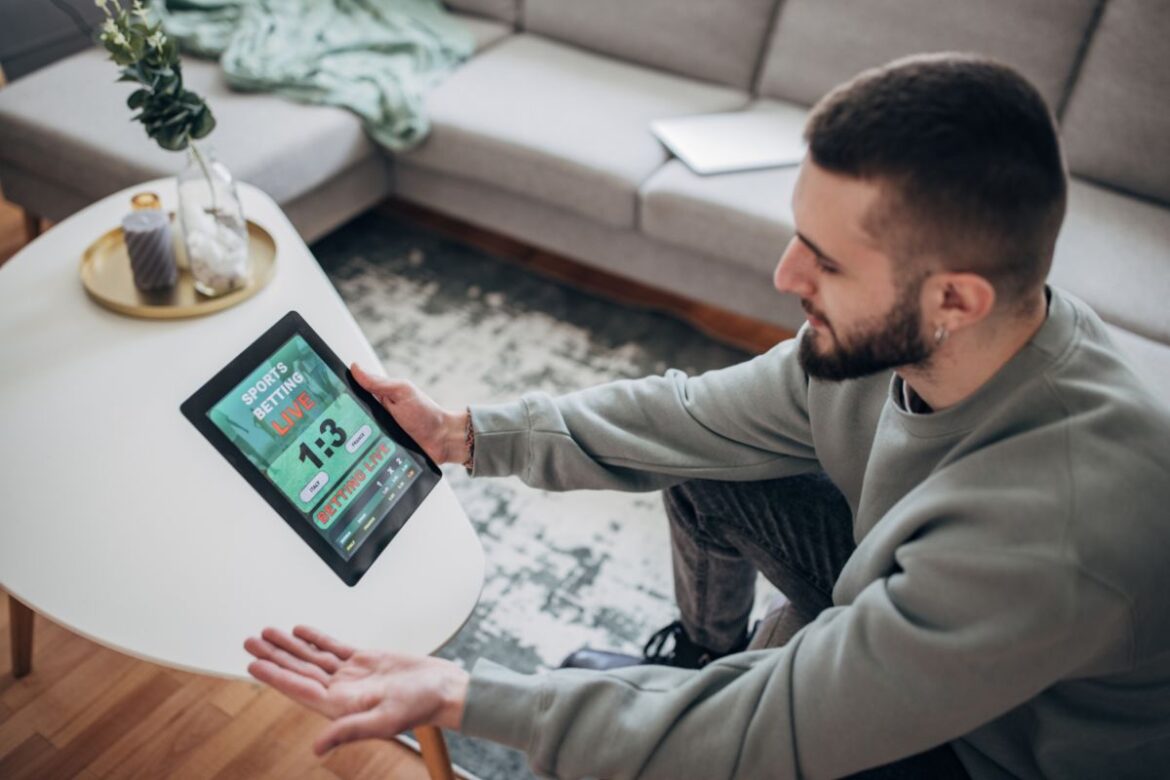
923,272,997,334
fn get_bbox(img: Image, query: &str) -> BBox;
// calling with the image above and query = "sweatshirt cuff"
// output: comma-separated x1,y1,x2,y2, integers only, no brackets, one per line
459,659,543,753
468,400,532,478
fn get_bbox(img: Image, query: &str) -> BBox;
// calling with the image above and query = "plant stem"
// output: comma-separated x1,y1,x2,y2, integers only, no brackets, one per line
188,140,219,215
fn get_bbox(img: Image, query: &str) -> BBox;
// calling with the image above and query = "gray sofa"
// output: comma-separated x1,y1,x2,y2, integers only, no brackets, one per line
1,0,1167,396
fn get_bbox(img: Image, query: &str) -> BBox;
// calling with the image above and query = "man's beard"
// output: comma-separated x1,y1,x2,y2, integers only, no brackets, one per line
797,275,933,382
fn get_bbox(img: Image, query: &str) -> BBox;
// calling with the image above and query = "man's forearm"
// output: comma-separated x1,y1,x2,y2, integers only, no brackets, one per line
467,345,820,491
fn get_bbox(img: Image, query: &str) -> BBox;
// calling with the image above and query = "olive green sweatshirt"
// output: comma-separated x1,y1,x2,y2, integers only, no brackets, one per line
460,288,1170,779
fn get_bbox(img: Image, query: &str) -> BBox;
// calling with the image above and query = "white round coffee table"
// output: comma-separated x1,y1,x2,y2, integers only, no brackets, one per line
0,179,484,779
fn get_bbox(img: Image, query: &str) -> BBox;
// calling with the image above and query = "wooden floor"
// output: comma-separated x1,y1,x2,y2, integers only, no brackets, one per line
0,185,791,779
0,596,433,780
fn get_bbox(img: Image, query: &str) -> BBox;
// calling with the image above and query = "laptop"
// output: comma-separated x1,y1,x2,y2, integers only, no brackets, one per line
650,111,807,176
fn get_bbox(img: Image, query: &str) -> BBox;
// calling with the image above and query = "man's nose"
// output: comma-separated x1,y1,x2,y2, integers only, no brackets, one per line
774,238,816,298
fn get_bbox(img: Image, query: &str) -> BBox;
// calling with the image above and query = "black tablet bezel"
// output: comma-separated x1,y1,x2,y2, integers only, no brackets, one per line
180,310,441,587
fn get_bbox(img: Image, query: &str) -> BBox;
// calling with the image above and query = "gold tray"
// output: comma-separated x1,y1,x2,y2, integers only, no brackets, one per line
80,218,277,319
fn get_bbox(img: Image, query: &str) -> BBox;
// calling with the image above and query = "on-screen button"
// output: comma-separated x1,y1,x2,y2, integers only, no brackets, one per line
300,471,329,503
346,424,372,454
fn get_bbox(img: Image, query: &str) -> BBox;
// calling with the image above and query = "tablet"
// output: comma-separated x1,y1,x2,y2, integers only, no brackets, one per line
181,311,440,586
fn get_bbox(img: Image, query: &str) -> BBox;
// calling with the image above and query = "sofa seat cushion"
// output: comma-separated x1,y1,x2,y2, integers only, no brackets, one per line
639,100,806,276
404,34,750,228
0,47,377,209
1050,179,1170,344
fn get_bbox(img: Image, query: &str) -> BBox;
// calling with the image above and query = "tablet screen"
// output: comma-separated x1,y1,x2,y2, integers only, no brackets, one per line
206,333,422,561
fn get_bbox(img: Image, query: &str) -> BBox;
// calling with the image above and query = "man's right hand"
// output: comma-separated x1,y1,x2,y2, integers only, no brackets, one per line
351,363,469,466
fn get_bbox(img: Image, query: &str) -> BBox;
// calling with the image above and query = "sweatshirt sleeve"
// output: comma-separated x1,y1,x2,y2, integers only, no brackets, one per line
467,336,821,491
459,513,1131,779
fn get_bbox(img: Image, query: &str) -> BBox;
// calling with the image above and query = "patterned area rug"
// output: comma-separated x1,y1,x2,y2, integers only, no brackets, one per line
312,212,780,779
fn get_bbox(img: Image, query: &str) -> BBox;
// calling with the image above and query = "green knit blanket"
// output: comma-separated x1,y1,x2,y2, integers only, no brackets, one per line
154,0,473,151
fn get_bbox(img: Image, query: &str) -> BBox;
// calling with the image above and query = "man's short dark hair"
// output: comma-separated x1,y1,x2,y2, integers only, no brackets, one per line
804,53,1067,313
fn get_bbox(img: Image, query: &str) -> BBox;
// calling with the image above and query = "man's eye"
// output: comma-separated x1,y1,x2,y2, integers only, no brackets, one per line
815,257,838,275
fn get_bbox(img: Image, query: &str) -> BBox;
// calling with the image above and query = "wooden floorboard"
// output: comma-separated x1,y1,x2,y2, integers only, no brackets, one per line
0,731,57,780
80,674,225,777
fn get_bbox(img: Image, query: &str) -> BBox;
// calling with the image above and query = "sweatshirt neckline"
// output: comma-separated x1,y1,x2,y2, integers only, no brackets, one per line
888,287,1076,437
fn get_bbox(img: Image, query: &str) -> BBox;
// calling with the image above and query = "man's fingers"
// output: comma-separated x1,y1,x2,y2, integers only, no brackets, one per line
246,635,330,686
261,627,342,674
293,625,356,661
350,362,378,390
351,363,412,403
247,659,327,708
313,709,399,756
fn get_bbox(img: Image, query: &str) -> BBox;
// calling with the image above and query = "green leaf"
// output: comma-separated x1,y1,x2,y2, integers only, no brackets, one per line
160,109,191,129
180,90,205,110
192,108,216,139
152,70,179,95
126,89,149,110
156,130,188,152
138,102,164,122
116,63,146,84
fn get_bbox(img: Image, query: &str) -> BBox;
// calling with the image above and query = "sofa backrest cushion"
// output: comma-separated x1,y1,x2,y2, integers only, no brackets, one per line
1060,0,1170,206
756,0,1098,113
522,0,779,91
446,0,518,25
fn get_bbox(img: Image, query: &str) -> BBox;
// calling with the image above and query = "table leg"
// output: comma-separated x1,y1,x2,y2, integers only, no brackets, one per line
23,209,43,243
416,725,457,780
8,594,34,678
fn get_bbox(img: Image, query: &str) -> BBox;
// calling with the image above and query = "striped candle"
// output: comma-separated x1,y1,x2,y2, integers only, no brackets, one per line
122,209,178,291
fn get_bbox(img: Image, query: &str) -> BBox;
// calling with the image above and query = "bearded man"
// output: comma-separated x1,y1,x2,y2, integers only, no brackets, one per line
245,54,1170,779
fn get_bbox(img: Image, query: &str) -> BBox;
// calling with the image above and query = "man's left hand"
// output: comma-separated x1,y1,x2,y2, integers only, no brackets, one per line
244,625,469,755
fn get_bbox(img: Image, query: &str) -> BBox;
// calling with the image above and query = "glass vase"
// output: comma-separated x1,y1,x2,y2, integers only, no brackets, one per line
177,142,250,296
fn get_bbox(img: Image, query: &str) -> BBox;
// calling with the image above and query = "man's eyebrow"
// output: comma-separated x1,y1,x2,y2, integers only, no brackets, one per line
795,231,841,266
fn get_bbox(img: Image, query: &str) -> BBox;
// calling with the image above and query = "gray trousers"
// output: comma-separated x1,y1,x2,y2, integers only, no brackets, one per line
665,474,970,780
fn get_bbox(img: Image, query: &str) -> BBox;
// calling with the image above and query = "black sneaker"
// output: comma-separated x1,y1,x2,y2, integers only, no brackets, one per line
559,620,752,671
